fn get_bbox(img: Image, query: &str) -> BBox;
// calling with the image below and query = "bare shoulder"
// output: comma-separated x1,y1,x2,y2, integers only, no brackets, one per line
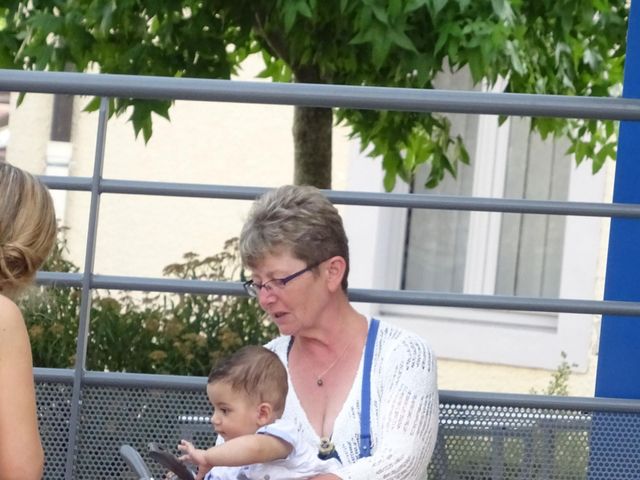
0,294,27,348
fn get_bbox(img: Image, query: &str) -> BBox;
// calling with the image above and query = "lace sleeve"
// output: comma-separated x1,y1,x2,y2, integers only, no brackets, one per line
337,329,439,480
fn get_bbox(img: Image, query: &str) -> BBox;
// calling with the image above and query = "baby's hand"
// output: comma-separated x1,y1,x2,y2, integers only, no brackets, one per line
177,439,206,466
178,440,215,480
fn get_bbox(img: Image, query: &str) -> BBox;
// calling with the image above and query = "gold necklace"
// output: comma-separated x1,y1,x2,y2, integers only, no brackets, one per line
315,340,353,387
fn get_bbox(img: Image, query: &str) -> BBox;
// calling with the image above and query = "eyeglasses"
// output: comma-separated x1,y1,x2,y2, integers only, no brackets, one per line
243,261,321,298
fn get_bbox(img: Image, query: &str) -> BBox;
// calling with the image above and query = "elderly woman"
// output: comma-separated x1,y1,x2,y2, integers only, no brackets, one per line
0,162,57,480
239,185,439,480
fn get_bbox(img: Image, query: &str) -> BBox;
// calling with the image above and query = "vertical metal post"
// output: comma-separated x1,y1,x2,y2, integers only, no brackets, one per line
595,0,640,401
63,97,108,480
590,2,640,478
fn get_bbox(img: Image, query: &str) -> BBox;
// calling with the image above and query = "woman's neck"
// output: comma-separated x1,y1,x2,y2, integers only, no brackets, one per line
292,304,367,356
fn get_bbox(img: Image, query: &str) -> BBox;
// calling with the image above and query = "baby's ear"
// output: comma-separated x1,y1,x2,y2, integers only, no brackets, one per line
256,402,274,426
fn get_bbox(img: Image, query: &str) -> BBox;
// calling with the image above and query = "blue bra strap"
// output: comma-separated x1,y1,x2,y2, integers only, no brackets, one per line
359,317,380,458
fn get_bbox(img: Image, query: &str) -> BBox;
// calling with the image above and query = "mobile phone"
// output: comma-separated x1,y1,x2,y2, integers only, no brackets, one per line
147,442,195,480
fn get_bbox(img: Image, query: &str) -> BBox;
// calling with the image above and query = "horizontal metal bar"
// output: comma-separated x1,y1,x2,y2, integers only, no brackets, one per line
84,370,207,391
40,176,640,218
439,390,640,413
35,271,640,316
34,368,75,385
1,69,639,120
33,368,640,413
34,368,206,390
353,288,640,315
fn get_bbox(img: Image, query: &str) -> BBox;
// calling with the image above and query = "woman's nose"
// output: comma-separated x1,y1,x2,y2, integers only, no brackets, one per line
257,287,276,308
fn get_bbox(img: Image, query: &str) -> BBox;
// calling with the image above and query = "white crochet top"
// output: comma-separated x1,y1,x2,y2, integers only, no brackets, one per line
266,318,439,480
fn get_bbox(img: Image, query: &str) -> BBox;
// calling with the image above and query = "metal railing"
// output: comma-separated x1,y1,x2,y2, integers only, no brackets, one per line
2,68,640,479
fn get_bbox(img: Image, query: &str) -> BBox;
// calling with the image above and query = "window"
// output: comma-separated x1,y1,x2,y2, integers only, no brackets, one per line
343,71,605,370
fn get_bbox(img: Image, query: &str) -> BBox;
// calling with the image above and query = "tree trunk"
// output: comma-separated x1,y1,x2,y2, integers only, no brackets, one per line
293,105,333,188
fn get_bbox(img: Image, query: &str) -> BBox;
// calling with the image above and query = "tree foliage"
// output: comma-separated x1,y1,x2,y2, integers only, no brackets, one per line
0,0,629,189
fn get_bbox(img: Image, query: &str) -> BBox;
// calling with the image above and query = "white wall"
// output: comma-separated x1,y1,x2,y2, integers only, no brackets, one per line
8,57,352,277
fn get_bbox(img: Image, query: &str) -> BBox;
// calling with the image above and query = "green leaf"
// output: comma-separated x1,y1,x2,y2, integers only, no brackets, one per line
383,167,398,192
99,0,117,35
388,0,403,17
389,27,417,52
370,5,389,24
583,48,602,70
381,150,399,191
427,0,448,18
128,102,157,143
283,4,297,33
27,12,64,33
490,0,514,22
467,49,484,82
505,40,525,76
454,136,470,165
298,1,313,19
434,30,448,55
404,0,427,13
349,28,375,45
372,36,391,69
151,100,172,121
605,120,615,139
82,96,102,113
457,0,471,11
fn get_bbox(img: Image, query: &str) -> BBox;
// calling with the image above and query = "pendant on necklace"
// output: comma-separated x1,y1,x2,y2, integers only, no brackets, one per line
318,436,335,460
313,339,353,389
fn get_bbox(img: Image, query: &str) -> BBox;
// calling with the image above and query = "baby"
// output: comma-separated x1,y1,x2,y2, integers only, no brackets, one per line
178,345,340,480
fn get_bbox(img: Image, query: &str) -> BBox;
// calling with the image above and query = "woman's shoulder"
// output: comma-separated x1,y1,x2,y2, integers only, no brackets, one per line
0,294,28,351
375,318,432,348
374,318,436,365
0,294,25,332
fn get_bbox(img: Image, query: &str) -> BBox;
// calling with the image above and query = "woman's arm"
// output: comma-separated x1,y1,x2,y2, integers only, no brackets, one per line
178,433,292,470
0,297,44,480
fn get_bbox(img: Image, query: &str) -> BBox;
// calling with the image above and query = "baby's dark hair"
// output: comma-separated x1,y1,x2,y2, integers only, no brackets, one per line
208,345,288,416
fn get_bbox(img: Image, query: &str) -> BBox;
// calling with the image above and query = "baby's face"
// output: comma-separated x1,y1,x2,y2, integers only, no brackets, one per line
206,382,261,441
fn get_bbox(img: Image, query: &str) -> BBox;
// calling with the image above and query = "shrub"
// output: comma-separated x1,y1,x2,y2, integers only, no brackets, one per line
21,234,276,376
530,351,575,396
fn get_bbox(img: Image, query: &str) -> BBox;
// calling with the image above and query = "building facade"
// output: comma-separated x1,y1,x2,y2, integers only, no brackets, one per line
4,59,611,395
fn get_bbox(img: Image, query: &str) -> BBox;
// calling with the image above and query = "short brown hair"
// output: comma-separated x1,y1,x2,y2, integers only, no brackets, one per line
239,185,350,290
0,162,56,299
208,345,288,416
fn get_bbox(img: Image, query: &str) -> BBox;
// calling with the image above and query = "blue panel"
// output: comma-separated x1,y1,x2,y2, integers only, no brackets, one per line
595,0,640,399
591,3,640,479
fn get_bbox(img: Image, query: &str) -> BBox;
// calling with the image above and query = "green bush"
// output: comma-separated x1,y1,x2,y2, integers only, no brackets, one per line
20,234,276,376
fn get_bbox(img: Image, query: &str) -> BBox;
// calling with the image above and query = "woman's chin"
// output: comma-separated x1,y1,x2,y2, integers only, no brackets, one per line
273,316,295,335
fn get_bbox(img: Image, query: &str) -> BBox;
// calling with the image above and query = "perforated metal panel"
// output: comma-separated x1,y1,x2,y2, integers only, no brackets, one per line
36,382,73,479
428,402,639,480
36,377,640,479
37,380,215,479
587,413,640,480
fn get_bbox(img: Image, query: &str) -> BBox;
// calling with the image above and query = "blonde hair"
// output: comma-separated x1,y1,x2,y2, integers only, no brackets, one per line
208,345,288,416
239,185,350,290
0,162,57,299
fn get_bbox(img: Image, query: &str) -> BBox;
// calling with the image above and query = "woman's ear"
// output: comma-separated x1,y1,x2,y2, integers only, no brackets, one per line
325,256,346,292
256,402,274,426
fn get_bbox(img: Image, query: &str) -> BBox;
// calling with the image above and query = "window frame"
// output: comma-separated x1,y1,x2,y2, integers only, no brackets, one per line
343,120,607,371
